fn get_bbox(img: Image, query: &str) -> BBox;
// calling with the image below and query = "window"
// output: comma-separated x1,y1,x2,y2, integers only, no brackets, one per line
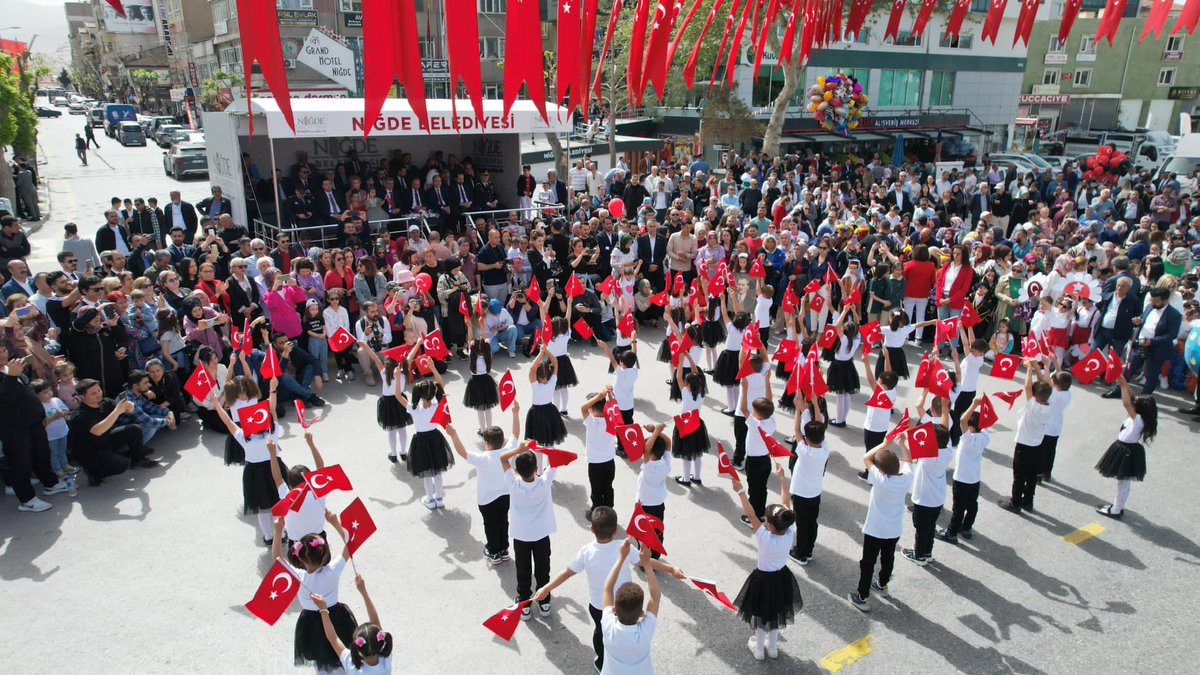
842,28,870,44
218,46,239,68
276,0,314,9
969,0,989,11
1048,36,1065,54
892,30,922,47
479,37,504,59
1072,68,1092,88
484,84,503,100
939,33,975,49
930,71,955,106
212,0,229,23
1079,36,1096,54
419,41,435,58
478,0,506,12
1158,67,1176,86
338,0,362,11
1042,68,1060,86
1049,0,1064,18
878,69,922,106
1166,35,1185,53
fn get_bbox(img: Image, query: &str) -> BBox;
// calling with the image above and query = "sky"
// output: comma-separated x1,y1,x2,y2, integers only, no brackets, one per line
9,0,80,67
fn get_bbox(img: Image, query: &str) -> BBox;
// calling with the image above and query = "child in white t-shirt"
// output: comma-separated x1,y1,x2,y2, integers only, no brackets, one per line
601,539,661,674
501,443,558,619
849,435,914,612
581,389,618,520
33,379,75,477
637,423,671,560
446,402,522,566
999,360,1053,513
938,398,990,543
788,395,829,566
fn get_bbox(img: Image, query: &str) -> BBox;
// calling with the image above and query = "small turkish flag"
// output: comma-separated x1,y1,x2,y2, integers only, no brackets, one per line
802,360,830,399
184,365,215,402
1105,347,1123,383
565,273,585,298
844,286,862,308
648,290,670,306
530,442,578,468
459,294,471,318
736,355,755,380
708,271,726,297
498,370,517,411
716,442,738,479
604,399,624,436
818,325,838,350
1021,336,1041,359
260,346,283,379
294,399,318,429
597,275,618,296
328,326,355,353
960,302,982,328
526,276,542,304
914,353,932,388
1070,348,1108,384
483,600,532,641
617,310,636,338
977,394,999,430
748,258,766,278
886,409,911,442
741,321,762,351
304,464,352,498
231,325,244,352
245,560,300,626
672,272,685,294
339,497,377,556
573,317,594,341
994,390,1022,408
935,318,959,346
423,330,451,360
803,278,822,294
860,321,882,345
670,332,693,360
414,355,435,376
689,577,738,613
906,421,940,460
675,410,700,437
240,318,252,354
431,397,452,428
866,386,894,409
627,501,667,555
772,339,798,365
381,343,415,363
781,284,799,314
926,360,953,399
476,293,486,317
809,293,826,314
237,400,273,437
824,266,839,286
271,483,308,517
616,423,645,461
991,353,1019,380
758,427,793,459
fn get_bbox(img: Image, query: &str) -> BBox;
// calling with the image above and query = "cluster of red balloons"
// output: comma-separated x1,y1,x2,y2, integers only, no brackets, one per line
1082,145,1127,184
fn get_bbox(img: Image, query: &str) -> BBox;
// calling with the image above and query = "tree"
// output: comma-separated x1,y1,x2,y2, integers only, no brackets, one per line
699,86,763,150
200,69,243,111
57,68,72,90
497,50,569,178
130,69,161,112
0,54,39,207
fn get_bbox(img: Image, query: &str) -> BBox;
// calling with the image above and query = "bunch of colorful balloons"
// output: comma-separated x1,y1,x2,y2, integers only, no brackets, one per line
807,73,868,137
1082,144,1127,184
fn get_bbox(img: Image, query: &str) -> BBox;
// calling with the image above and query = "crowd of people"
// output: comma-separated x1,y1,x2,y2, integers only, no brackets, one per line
1,144,1198,672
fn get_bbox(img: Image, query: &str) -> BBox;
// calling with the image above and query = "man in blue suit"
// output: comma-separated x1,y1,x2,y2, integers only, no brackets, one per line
1103,287,1182,398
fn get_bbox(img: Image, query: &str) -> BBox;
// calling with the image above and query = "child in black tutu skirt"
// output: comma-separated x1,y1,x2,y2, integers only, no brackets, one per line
729,464,801,661
361,342,415,464
407,378,455,510
711,291,752,415
525,347,568,469
656,308,685,366
463,318,500,433
545,303,578,417
672,353,710,485
311,574,394,674
822,307,862,428
209,381,284,546
270,520,357,673
668,323,705,402
698,277,726,371
1096,376,1156,519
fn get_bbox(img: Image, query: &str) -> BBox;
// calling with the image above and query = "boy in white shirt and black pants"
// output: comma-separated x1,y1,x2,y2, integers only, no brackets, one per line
789,391,830,566
904,393,952,566
849,435,914,612
1040,368,1073,483
741,395,777,526
501,443,558,619
446,402,521,566
637,423,671,560
938,398,990,543
950,337,987,447
998,360,1053,513
582,389,618,521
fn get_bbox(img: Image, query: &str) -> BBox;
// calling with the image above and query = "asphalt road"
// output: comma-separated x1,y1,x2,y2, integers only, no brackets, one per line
4,114,1199,673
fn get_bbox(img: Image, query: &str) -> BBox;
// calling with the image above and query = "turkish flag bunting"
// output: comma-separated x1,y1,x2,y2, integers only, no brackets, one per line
643,0,684,103
667,0,707,68
689,577,739,612
772,339,799,365
628,0,653,100
616,423,646,461
844,286,862,309
483,600,532,641
751,0,783,81
339,497,377,556
184,365,216,402
530,442,579,468
271,483,308,518
260,346,283,379
501,0,548,120
423,330,451,360
1105,347,1124,383
648,290,671,306
1095,0,1128,45
959,302,982,329
991,352,1019,380
982,0,1009,43
618,310,637,338
294,399,318,429
232,0,294,134
845,0,872,40
716,442,739,478
977,394,1000,430
304,464,353,498
994,390,1022,408
245,560,300,626
1171,0,1200,36
886,409,911,442
781,284,799,314
883,0,906,42
573,317,594,341
604,399,624,435
431,397,452,428
1141,0,1173,41
721,0,756,87
742,321,762,351
935,318,959,346
709,0,741,87
684,0,725,88
328,326,356,353
803,277,822,294
748,257,766,278
237,400,273,437
759,427,793,459
627,501,667,555
906,422,940,460
597,275,618,296
1071,348,1108,384
866,386,894,410
1012,0,1040,47
860,321,882,345
944,0,972,38
526,276,542,304
808,293,826,315
675,410,701,437
105,0,126,15
444,0,484,126
1058,0,1084,42
556,0,584,113
593,0,625,96
361,0,427,136
499,370,517,411
818,325,838,350
911,0,939,41
565,273,585,298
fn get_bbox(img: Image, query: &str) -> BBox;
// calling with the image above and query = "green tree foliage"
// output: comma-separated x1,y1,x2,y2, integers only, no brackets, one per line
0,54,39,205
700,85,763,149
57,68,72,90
130,69,161,110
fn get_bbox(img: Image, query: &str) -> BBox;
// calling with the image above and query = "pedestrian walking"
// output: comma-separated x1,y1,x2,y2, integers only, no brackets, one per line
74,134,88,165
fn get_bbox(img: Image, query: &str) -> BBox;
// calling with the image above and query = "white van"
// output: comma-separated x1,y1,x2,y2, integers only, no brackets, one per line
1153,134,1200,186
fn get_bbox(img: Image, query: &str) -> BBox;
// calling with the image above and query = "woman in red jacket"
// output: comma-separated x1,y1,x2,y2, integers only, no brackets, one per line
934,243,974,350
902,244,937,343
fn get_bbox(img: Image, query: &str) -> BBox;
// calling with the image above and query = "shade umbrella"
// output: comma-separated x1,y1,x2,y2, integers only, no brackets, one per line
892,133,905,167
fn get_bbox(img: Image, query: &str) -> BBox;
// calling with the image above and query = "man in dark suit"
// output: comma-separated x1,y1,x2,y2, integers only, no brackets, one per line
163,191,198,244
401,176,427,216
131,198,165,247
95,210,131,254
969,183,991,224
1103,287,1182,398
315,178,348,226
166,227,198,265
196,185,234,220
593,217,618,280
426,174,453,230
1102,256,1142,299
474,169,500,213
547,170,569,208
378,176,403,221
885,182,912,216
1092,276,1140,360
449,172,474,223
636,219,668,292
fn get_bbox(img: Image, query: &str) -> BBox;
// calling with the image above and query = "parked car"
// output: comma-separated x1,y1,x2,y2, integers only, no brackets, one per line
146,116,177,137
51,96,68,107
163,142,209,179
68,100,88,114
167,128,201,146
89,108,105,127
155,124,184,147
36,105,63,118
117,121,147,147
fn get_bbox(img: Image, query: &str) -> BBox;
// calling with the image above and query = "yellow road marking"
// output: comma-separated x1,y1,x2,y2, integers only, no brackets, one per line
1062,523,1105,545
820,635,873,672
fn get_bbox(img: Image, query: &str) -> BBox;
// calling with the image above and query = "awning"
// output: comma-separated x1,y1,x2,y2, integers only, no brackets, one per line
963,126,994,135
848,131,895,142
805,133,854,144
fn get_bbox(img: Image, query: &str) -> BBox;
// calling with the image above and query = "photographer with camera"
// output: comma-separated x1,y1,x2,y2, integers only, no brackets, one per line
507,286,543,352
477,228,511,302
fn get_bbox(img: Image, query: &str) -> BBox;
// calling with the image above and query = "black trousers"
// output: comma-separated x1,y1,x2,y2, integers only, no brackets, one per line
588,460,616,511
758,328,771,350
1011,441,1042,509
911,504,942,558
1040,434,1060,477
78,425,147,481
790,494,820,559
744,455,771,520
333,344,357,372
947,480,980,535
197,406,230,435
620,408,634,425
514,535,552,602
950,390,974,447
0,424,60,503
863,428,886,453
588,603,605,667
643,502,665,560
857,534,899,599
733,415,748,464
478,495,510,557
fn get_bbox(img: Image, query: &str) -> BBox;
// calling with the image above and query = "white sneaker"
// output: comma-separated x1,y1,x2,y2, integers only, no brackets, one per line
766,643,779,659
43,482,72,496
422,496,437,510
434,497,445,509
747,637,765,661
18,497,52,512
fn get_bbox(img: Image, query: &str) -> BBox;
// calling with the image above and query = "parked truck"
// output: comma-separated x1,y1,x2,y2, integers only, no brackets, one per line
102,103,138,138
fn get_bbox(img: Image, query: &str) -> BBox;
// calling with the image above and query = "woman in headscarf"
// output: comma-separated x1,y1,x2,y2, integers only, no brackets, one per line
436,256,472,359
62,306,126,397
